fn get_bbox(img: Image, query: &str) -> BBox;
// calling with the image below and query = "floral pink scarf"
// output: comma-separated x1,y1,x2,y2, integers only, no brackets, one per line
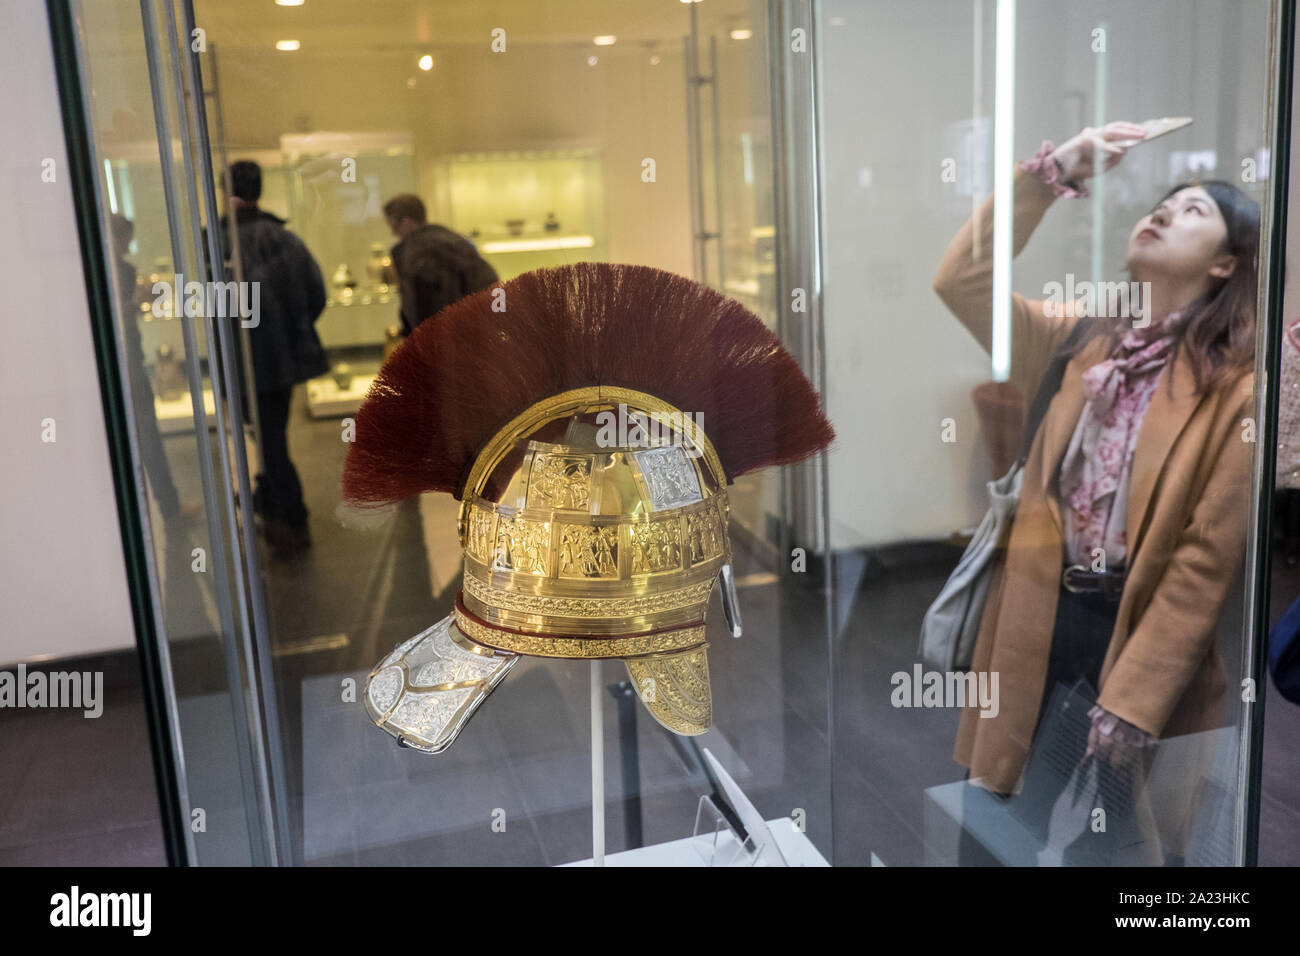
1057,319,1179,568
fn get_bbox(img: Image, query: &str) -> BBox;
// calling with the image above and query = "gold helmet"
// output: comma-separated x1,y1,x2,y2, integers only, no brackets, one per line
344,262,833,752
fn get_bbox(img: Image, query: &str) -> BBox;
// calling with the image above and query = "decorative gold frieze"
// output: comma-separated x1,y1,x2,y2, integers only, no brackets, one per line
467,507,496,562
629,518,682,575
493,514,551,576
527,454,592,510
455,605,706,659
557,524,620,579
687,505,725,565
463,572,714,620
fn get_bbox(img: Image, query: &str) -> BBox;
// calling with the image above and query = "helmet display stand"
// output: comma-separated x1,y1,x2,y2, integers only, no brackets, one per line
590,660,605,866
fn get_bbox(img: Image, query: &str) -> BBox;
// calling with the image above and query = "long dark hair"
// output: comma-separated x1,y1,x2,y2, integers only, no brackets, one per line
1064,179,1259,394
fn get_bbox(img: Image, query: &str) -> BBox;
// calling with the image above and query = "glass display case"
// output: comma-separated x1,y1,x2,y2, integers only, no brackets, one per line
56,0,1293,868
435,147,608,280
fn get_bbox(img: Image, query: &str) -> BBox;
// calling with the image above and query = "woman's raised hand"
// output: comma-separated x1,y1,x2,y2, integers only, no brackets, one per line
1050,122,1149,184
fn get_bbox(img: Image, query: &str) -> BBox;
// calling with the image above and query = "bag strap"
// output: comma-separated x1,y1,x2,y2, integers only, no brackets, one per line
1018,316,1096,463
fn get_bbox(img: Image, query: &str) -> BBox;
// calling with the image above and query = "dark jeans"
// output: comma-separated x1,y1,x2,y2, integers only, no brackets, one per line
255,386,308,528
958,581,1129,865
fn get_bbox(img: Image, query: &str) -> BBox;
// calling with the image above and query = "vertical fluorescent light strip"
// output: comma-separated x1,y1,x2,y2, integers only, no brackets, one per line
991,0,1016,381
1090,20,1108,290
119,163,135,221
104,159,119,215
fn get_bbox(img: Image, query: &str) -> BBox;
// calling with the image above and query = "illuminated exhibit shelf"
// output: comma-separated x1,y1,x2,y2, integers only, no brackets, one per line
478,235,595,254
305,372,377,418
155,387,216,434
437,146,608,279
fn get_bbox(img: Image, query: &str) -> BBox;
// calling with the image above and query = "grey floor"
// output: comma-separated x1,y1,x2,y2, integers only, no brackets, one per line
4,386,1300,866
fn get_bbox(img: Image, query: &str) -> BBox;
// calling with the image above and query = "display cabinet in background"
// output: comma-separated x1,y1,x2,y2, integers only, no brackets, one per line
231,138,613,417
102,143,221,434
434,147,608,280
278,131,416,417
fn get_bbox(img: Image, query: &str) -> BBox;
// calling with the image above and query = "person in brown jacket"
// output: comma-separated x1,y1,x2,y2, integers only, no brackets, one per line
934,122,1259,865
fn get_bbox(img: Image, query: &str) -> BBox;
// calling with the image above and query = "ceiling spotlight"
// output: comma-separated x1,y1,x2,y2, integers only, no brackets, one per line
729,29,752,40
275,40,300,51
418,54,434,71
406,77,417,89
276,0,304,6
649,53,662,66
587,55,599,66
593,35,616,46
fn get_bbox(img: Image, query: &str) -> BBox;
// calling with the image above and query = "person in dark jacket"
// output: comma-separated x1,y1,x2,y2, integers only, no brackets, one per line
223,160,329,557
383,193,498,335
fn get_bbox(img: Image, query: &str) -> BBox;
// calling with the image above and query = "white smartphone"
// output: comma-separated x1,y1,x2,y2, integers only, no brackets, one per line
1111,116,1193,148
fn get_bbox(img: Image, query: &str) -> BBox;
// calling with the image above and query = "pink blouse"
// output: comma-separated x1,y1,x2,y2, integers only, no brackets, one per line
1056,326,1177,569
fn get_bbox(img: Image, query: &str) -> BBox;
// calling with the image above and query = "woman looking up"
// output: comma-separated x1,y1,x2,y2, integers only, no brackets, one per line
934,122,1259,865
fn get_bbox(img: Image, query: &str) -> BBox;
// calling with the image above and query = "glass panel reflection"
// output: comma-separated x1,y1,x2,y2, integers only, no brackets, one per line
74,0,262,864
822,0,1275,865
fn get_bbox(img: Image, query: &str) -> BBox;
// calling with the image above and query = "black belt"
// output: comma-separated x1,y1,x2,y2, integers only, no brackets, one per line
1061,564,1125,602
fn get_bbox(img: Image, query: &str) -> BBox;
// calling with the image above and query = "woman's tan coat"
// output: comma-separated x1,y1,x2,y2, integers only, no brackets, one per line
934,169,1257,796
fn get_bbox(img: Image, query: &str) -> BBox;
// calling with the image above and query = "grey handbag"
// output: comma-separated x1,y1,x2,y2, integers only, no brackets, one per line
919,461,1023,670
919,318,1093,671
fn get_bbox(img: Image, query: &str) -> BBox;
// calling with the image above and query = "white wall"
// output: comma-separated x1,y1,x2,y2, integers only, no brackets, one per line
819,0,1273,549
0,3,136,662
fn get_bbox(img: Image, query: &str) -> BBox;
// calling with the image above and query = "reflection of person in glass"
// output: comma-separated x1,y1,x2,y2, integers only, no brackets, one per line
934,122,1258,865
222,160,329,558
108,214,183,521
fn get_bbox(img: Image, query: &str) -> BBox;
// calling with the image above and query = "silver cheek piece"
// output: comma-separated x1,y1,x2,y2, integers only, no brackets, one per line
363,614,517,754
